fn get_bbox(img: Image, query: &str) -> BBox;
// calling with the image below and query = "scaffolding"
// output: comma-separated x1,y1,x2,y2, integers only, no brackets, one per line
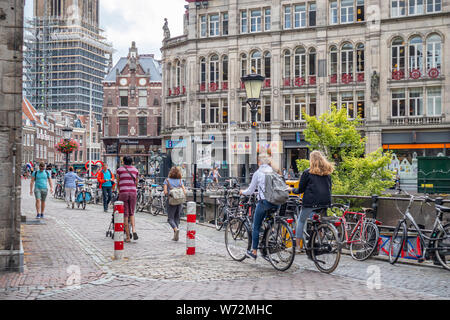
23,8,113,120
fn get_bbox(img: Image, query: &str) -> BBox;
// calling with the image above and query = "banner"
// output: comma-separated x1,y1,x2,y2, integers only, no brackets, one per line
196,144,212,169
230,141,283,155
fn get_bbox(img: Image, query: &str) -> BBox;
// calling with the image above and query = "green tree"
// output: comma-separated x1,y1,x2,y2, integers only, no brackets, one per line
297,105,395,196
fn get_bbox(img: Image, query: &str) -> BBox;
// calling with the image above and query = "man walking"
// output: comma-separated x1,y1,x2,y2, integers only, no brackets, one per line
30,162,53,219
97,163,115,212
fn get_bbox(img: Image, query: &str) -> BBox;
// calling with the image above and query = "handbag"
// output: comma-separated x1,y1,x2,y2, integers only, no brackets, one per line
166,179,186,206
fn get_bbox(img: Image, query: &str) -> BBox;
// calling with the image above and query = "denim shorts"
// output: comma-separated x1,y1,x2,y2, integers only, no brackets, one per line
35,189,48,201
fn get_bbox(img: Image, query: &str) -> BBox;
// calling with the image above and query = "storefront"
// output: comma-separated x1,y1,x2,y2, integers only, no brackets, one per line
102,138,161,174
282,133,310,176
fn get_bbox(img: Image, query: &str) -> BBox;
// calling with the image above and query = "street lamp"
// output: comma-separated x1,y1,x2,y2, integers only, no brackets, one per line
241,73,265,174
62,127,73,172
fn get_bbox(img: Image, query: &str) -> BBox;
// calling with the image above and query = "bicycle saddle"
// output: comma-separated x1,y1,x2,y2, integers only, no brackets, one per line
436,204,450,213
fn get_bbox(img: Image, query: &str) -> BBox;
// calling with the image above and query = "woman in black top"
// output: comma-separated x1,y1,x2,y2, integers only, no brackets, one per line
292,151,334,250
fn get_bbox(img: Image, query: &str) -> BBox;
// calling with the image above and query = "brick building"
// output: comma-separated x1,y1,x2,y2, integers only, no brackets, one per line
102,42,162,174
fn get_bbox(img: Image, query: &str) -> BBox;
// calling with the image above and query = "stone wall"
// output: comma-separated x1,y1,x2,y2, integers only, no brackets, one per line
0,0,24,272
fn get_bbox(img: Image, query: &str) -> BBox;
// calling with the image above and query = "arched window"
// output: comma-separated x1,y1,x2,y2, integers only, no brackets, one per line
250,51,262,74
409,36,423,74
341,43,354,81
200,58,206,91
426,34,442,75
175,60,181,87
391,37,405,79
308,48,316,79
240,53,248,77
294,47,306,79
356,43,365,81
209,55,219,90
222,55,228,88
330,46,338,83
264,51,271,80
283,50,291,85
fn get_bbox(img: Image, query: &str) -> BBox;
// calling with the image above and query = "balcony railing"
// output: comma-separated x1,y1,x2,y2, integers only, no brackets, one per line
391,68,442,81
199,82,228,93
282,121,307,129
389,116,444,126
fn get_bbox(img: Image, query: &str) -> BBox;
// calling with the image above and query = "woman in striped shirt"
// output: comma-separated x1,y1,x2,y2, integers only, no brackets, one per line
117,156,139,243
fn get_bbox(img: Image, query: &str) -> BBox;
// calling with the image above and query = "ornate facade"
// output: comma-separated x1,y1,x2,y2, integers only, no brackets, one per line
161,0,450,177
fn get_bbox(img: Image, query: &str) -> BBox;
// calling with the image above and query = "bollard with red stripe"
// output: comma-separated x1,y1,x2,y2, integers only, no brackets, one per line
186,202,196,255
114,201,124,260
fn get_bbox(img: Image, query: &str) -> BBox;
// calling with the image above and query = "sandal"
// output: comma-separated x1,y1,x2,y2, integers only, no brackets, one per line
133,232,138,240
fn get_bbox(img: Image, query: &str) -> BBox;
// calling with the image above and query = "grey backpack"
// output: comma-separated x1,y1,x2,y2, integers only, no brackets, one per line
263,172,290,205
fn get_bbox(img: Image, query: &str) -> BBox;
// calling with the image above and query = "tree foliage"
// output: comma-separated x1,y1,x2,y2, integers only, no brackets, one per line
297,105,395,196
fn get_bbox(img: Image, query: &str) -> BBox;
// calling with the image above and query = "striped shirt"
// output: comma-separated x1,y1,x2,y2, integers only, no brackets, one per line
116,165,139,194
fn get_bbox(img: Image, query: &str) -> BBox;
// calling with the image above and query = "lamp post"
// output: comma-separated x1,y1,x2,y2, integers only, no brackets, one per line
62,127,73,172
241,74,265,175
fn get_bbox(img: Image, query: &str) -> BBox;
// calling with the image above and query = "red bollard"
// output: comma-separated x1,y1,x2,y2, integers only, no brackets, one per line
114,201,124,260
186,202,196,255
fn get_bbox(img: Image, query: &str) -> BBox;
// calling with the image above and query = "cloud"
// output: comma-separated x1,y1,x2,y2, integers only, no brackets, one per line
100,0,186,63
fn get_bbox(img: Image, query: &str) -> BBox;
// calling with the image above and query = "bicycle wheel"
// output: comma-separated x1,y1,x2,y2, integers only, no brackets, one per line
350,222,380,261
434,223,450,271
150,198,159,216
310,223,341,274
215,204,226,231
389,221,406,265
225,218,250,262
266,220,296,272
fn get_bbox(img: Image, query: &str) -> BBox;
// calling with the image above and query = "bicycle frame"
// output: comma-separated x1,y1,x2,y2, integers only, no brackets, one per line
340,211,367,245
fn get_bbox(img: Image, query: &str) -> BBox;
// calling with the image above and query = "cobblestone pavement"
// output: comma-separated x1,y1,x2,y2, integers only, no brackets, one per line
0,181,448,300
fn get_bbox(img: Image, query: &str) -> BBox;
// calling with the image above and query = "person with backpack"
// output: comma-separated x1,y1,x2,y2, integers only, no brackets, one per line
292,151,334,252
97,163,115,213
240,153,289,260
30,162,53,219
164,167,187,242
64,166,84,209
116,156,139,243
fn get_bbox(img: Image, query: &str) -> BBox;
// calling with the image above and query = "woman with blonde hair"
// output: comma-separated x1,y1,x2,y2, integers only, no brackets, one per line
292,151,334,251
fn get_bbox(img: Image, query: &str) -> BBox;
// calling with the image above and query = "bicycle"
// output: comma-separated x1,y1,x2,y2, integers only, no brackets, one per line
149,184,166,216
389,194,450,270
74,180,92,210
303,207,342,274
329,204,381,261
225,205,296,272
54,177,64,199
137,181,152,212
214,184,241,231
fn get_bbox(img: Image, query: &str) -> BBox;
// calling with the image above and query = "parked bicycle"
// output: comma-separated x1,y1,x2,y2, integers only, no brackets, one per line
54,176,64,199
389,194,450,270
214,183,241,231
225,203,296,272
136,181,152,212
74,180,92,210
329,203,381,261
149,184,166,216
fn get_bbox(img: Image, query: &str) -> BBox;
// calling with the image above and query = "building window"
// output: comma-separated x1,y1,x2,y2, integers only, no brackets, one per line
284,96,291,121
330,1,338,24
138,117,147,136
119,90,128,107
409,36,423,74
223,13,229,35
176,60,181,87
409,0,424,15
294,96,306,121
341,92,355,118
200,15,207,37
250,9,262,32
392,0,407,17
309,95,317,117
309,48,317,77
241,11,248,33
392,37,406,77
264,98,271,122
119,118,128,136
241,100,248,122
264,8,271,31
356,43,365,76
209,14,220,37
427,87,441,116
309,3,317,26
357,91,365,118
341,0,354,24
201,102,206,124
223,101,228,123
283,50,291,83
284,6,292,29
241,54,248,78
426,34,442,73
392,90,406,117
210,102,219,124
264,52,271,80
427,0,441,13
294,4,306,28
209,55,219,88
138,90,147,107
176,104,181,126
409,88,423,116
330,46,338,82
250,51,262,75
222,55,229,84
357,0,365,21
294,47,306,79
200,57,206,88
341,43,354,80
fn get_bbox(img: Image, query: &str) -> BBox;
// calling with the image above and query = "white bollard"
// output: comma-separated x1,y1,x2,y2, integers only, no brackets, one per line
186,202,196,255
114,201,124,260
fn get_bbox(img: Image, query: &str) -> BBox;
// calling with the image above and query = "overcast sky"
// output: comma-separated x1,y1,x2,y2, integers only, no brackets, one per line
24,0,186,63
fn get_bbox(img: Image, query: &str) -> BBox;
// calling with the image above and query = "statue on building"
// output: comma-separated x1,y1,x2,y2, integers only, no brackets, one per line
163,18,171,40
371,71,380,102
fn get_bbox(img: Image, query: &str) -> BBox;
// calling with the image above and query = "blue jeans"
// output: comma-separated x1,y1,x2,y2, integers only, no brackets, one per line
252,200,280,251
102,186,112,211
296,207,316,241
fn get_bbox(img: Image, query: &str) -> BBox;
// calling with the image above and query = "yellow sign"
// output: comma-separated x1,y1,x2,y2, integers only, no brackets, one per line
421,184,434,188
